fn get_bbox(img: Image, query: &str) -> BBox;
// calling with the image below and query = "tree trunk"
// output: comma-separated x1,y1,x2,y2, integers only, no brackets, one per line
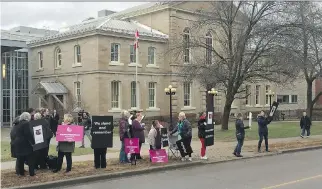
221,98,233,130
306,81,313,118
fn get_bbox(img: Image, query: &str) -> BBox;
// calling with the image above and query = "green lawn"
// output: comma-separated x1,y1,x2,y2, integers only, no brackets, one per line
1,141,119,162
213,122,322,142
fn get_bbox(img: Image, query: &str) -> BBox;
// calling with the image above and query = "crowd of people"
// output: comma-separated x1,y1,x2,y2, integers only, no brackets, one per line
9,106,312,177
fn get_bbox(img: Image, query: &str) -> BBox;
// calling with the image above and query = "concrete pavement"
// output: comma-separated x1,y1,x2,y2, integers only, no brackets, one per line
61,150,322,189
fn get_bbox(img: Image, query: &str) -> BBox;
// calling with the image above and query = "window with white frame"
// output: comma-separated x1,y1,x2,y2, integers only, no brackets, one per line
183,82,191,106
148,47,155,65
111,43,120,62
148,82,156,108
38,51,43,69
55,47,62,68
74,45,81,64
130,45,136,63
205,31,212,64
74,81,81,108
255,85,260,105
111,81,120,108
277,95,298,104
265,85,270,105
291,95,298,103
183,28,190,63
130,81,137,108
246,85,251,105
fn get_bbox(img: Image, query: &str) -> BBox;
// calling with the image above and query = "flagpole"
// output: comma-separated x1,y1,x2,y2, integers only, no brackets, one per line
136,44,139,110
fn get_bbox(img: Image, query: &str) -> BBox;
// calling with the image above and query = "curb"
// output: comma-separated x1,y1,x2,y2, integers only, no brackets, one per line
6,161,203,189
6,145,322,189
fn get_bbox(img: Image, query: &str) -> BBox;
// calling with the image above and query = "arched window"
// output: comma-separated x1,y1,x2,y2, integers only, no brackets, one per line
206,31,213,64
55,47,62,68
183,28,190,63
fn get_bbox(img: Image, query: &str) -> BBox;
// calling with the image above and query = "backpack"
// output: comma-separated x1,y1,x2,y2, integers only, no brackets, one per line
46,155,58,170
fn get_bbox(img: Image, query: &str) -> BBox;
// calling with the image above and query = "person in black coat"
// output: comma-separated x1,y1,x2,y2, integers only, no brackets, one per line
197,112,207,160
11,116,23,175
12,112,36,176
257,111,271,153
233,113,250,157
300,111,311,138
51,109,60,137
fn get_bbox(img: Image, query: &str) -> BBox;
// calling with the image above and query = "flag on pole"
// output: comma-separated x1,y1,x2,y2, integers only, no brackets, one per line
134,30,139,50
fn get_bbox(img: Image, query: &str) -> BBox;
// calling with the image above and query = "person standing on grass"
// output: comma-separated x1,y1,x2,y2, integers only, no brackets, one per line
257,111,271,153
198,112,208,160
233,113,250,157
131,113,146,160
170,112,193,162
300,111,311,138
80,112,92,148
53,114,75,173
119,110,131,163
51,109,59,137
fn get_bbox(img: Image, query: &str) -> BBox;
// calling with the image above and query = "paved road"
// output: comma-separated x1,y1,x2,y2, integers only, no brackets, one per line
62,150,322,189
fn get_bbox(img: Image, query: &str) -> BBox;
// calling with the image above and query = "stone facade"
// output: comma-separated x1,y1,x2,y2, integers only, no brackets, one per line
28,2,317,119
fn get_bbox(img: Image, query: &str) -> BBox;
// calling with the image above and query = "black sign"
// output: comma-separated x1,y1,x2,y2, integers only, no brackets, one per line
91,116,113,148
205,125,214,146
29,119,51,151
161,128,168,147
267,101,279,122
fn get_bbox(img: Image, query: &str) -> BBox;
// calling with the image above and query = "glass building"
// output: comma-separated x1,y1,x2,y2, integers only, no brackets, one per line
1,27,58,127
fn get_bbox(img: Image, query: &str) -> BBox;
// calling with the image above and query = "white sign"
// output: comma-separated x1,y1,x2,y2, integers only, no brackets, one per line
33,125,44,144
207,112,213,124
249,112,252,128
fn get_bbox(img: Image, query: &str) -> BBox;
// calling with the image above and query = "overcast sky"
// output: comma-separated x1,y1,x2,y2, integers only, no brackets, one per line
0,2,147,31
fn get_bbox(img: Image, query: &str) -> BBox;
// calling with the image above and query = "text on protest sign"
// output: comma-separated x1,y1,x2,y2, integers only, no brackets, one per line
56,125,84,142
149,149,168,163
91,116,114,148
124,138,140,154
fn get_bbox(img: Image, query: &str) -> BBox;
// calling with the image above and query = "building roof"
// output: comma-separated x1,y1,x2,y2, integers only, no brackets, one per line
27,2,177,46
1,29,44,42
32,81,68,95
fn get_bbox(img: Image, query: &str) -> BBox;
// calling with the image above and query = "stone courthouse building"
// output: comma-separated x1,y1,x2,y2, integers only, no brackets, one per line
28,2,322,118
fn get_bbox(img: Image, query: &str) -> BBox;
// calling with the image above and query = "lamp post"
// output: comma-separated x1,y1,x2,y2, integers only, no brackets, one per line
267,90,275,109
165,85,176,131
205,88,218,147
207,88,218,122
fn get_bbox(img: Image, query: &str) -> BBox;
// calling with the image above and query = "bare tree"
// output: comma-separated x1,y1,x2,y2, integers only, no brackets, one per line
169,1,295,130
277,2,322,118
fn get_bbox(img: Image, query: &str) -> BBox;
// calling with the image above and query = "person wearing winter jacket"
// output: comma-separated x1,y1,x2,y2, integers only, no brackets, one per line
257,111,271,153
170,112,193,161
148,120,163,150
119,110,131,163
53,114,75,173
80,112,92,148
198,112,207,160
300,111,311,138
131,113,145,159
233,113,250,157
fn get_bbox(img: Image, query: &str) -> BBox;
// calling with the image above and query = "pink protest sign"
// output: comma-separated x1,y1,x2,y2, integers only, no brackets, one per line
149,149,168,163
56,125,84,142
124,138,140,153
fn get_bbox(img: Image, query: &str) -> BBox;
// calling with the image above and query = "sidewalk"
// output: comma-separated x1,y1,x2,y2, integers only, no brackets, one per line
2,135,321,171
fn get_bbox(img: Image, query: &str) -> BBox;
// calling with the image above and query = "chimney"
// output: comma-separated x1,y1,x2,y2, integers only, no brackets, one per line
98,10,116,17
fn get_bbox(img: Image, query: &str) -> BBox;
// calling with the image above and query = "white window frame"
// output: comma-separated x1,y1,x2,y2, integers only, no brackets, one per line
291,95,298,103
246,85,251,105
148,47,156,65
265,85,270,105
255,85,260,105
55,47,62,68
74,81,81,108
111,43,120,63
130,45,136,63
148,82,156,108
183,82,192,107
38,51,43,69
130,81,137,108
183,28,191,64
111,81,120,109
74,45,81,65
205,31,213,65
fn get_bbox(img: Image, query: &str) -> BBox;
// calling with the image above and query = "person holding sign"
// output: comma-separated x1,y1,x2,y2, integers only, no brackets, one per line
257,111,271,153
53,114,76,173
148,120,163,150
131,114,145,160
233,113,250,157
197,112,207,160
170,112,193,161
